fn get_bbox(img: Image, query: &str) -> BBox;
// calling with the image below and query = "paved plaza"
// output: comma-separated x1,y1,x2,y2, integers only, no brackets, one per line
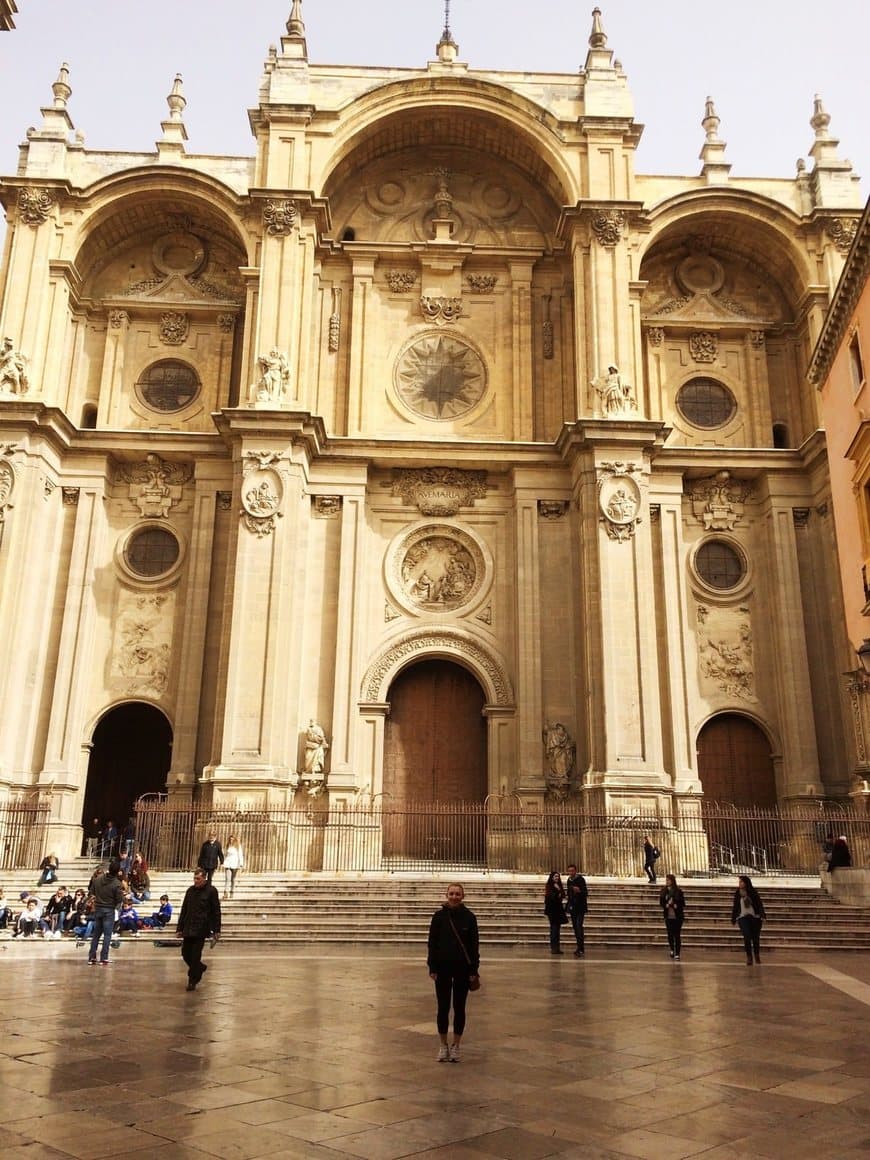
1,939,869,1159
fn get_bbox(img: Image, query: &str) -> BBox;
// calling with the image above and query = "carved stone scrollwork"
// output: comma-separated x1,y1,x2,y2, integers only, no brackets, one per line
217,491,232,510
312,495,342,519
109,310,130,329
590,208,626,247
689,471,752,531
328,287,342,353
420,296,463,323
362,628,514,705
467,274,497,293
825,217,859,255
542,293,554,360
598,461,643,542
749,330,766,349
112,592,174,696
792,508,810,529
17,187,55,226
262,199,298,236
391,467,487,516
696,602,755,700
217,314,236,334
647,326,664,347
159,311,189,346
538,500,569,520
387,271,417,293
240,452,283,537
62,487,79,506
689,330,718,363
0,459,15,523
115,453,193,518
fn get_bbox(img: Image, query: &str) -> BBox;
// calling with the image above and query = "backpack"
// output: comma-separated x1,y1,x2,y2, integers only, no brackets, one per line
652,846,660,859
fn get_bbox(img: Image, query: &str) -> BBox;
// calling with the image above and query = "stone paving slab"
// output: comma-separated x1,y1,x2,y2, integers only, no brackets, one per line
1,943,870,1158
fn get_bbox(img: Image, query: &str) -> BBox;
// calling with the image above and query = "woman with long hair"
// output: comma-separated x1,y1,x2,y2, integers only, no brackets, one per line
659,873,686,960
223,834,244,900
544,870,567,955
731,874,766,965
427,883,479,1063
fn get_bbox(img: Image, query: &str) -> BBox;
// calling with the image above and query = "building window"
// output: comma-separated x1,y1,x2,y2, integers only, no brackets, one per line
850,332,865,392
772,422,790,448
695,540,746,590
124,526,180,578
677,377,736,429
135,360,200,413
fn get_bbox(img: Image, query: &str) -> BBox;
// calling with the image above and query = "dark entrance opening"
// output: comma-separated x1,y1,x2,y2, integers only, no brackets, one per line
697,712,776,806
82,703,172,842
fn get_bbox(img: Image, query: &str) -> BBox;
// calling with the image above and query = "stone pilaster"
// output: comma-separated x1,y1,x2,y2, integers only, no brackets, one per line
327,480,367,786
513,486,544,791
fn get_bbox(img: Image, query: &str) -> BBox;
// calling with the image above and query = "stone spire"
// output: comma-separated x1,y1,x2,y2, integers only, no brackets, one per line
281,0,308,60
38,62,75,138
699,97,730,183
807,94,859,208
584,7,614,72
436,0,459,63
158,74,188,155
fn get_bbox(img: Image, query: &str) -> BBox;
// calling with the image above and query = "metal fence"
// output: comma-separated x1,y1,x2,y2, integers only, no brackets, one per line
132,798,870,877
0,797,50,870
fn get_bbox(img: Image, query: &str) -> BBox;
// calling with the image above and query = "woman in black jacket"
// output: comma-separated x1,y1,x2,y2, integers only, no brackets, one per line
659,874,686,960
427,883,479,1063
543,870,567,955
731,874,766,965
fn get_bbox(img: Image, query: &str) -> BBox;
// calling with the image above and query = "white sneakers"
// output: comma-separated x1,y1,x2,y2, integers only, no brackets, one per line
449,1044,461,1063
437,1044,450,1062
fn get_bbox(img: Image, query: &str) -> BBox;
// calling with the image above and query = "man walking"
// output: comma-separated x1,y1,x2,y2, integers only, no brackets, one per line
88,858,124,965
176,867,221,991
642,835,659,884
565,864,588,957
197,831,224,885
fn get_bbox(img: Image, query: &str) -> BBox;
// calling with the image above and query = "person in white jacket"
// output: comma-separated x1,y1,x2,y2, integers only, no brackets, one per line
223,836,244,899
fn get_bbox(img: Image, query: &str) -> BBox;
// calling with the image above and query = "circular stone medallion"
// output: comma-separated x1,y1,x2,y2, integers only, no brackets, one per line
385,522,491,616
394,333,486,420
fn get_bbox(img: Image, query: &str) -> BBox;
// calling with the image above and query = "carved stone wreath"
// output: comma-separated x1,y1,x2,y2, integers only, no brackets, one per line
394,332,486,420
385,522,490,616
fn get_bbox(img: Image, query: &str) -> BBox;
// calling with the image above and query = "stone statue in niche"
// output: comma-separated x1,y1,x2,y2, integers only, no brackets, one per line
401,536,476,609
292,720,329,798
252,348,291,403
543,722,575,802
0,338,29,396
592,365,636,416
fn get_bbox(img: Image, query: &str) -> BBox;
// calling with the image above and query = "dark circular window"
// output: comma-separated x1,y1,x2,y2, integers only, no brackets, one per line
677,378,736,428
136,360,199,413
124,527,180,578
695,540,745,590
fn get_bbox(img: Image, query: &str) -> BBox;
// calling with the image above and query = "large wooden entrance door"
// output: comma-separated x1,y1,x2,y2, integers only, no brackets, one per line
697,713,777,806
384,659,487,802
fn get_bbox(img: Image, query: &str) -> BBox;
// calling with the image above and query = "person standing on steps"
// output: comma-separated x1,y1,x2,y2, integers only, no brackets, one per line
642,835,660,883
223,834,244,899
731,874,765,965
544,870,567,954
197,830,224,886
176,867,222,991
87,858,124,966
659,874,686,960
427,883,479,1063
565,863,588,957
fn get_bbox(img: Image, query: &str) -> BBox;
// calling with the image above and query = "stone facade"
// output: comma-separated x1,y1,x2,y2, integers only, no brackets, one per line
0,6,864,856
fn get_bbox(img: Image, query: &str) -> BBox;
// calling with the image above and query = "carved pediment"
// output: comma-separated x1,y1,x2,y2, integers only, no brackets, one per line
119,272,242,305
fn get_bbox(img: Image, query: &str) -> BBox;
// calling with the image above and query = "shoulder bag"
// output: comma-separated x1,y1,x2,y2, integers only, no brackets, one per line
446,913,481,991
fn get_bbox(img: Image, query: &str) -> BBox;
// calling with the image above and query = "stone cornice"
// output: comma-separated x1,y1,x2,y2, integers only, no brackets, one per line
808,198,870,386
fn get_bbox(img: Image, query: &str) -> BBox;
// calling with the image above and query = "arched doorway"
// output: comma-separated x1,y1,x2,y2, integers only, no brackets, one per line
82,703,172,838
697,713,777,806
384,659,487,801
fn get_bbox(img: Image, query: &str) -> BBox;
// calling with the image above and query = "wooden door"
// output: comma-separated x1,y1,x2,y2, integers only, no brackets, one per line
384,660,487,802
697,713,776,806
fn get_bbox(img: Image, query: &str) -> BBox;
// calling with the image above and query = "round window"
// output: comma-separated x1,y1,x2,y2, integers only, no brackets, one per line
677,378,736,429
695,540,745,590
124,527,180,578
136,360,200,413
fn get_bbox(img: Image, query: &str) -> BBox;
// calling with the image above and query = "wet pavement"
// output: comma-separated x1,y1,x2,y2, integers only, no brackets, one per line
1,939,869,1158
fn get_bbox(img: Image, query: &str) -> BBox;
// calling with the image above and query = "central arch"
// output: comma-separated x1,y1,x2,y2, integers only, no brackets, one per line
697,712,777,806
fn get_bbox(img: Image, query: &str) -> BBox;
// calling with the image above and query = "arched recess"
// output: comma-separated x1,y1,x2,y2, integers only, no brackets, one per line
81,702,173,835
696,712,777,807
361,627,514,707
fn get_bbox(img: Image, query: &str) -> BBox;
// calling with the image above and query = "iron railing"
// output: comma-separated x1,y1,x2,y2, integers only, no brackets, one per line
0,797,50,870
131,798,870,877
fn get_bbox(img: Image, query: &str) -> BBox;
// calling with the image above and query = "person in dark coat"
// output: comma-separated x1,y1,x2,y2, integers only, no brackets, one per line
731,874,766,965
88,859,124,965
659,873,686,960
565,863,588,957
543,870,567,954
197,831,224,885
827,835,852,873
427,883,479,1063
642,835,659,883
176,867,222,990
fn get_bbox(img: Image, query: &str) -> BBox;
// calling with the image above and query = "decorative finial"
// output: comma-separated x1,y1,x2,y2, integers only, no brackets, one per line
702,96,720,142
166,74,186,122
699,96,730,183
589,7,607,49
286,0,305,37
811,93,831,136
52,63,71,110
795,158,806,175
437,0,459,62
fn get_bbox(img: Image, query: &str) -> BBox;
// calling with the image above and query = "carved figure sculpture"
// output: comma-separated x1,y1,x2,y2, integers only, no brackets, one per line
303,720,329,777
0,338,29,395
543,722,575,801
254,348,291,402
592,365,636,416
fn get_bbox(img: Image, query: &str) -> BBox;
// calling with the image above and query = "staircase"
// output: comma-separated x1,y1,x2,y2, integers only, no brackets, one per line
4,862,867,952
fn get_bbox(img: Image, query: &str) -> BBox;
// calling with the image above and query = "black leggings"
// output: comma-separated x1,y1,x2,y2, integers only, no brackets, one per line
433,968,470,1036
664,917,683,954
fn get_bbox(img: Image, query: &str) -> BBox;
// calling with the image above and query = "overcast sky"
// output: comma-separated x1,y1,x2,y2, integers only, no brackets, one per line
0,1,867,188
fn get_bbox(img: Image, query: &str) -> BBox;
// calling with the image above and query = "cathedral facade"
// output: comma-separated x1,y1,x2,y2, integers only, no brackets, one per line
0,6,865,860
